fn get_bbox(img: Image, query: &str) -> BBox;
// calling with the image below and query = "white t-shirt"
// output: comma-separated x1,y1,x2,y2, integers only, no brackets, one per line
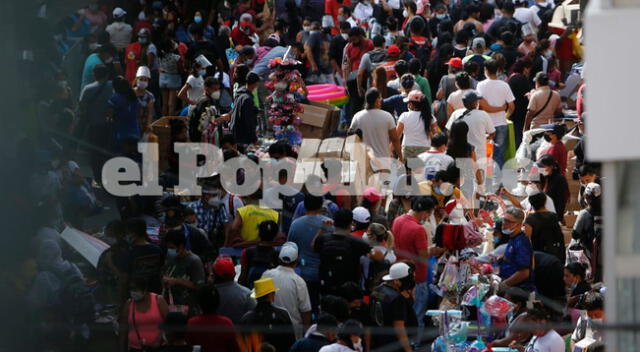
514,7,542,31
350,108,396,158
476,79,515,127
521,194,556,214
319,343,359,352
186,75,205,106
525,330,565,352
105,22,133,50
397,110,434,147
418,151,454,181
447,88,472,112
446,108,495,161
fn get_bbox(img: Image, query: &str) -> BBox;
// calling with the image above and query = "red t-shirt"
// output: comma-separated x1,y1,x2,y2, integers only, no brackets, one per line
351,229,367,238
125,42,142,83
543,142,568,176
391,214,429,283
344,39,374,72
230,27,254,47
187,314,240,352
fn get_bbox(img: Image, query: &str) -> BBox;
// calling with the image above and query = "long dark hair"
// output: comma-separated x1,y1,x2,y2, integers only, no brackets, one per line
409,97,433,138
113,76,136,101
447,120,472,159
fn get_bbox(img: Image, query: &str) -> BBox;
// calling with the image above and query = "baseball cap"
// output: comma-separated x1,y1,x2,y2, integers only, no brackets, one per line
136,66,151,79
584,183,602,198
212,257,236,279
383,262,411,281
403,89,425,103
462,90,482,106
387,44,401,57
446,57,463,69
363,187,383,203
279,242,299,264
352,206,371,224
472,37,486,49
113,7,126,18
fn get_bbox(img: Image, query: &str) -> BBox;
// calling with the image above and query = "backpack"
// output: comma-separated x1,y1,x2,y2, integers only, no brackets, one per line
54,267,96,324
409,35,431,68
534,3,556,26
319,234,354,291
434,76,452,129
369,284,400,327
245,246,278,288
365,253,391,293
369,50,387,68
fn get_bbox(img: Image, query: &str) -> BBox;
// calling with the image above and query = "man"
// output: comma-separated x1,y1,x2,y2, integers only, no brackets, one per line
357,35,388,95
187,285,240,352
80,43,115,91
231,189,279,243
187,23,226,74
343,27,374,113
162,229,206,312
162,206,214,262
418,132,454,181
230,71,260,146
240,277,296,352
288,194,333,314
379,44,401,83
253,41,287,79
305,21,333,84
370,262,417,352
289,313,338,352
538,123,568,176
494,31,523,72
212,257,256,324
105,8,132,52
339,5,359,29
77,64,114,182
498,207,535,292
513,0,542,35
476,59,515,168
231,13,257,47
446,90,496,165
409,58,432,104
488,1,521,40
577,164,599,208
524,72,562,131
462,37,491,81
391,196,435,341
349,88,402,160
436,57,466,102
261,242,312,339
572,291,604,348
188,77,229,142
124,28,156,83
314,209,376,295
329,21,351,81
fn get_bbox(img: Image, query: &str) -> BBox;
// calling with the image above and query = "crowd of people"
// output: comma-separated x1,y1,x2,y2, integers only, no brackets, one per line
9,0,609,351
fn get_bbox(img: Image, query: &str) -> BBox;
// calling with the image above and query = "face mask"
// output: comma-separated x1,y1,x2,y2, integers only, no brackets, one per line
167,248,178,258
130,291,145,301
103,56,113,64
352,337,363,351
501,223,515,235
341,33,349,40
207,195,223,208
303,25,311,32
403,9,408,17
245,58,254,65
337,15,345,22
436,13,447,20
198,69,207,77
210,90,221,99
544,51,553,59
194,15,202,23
139,37,148,45
525,184,538,196
137,80,148,89
439,182,454,196
540,168,550,176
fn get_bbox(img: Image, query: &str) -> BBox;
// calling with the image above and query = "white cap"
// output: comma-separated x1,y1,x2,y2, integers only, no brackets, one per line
279,242,299,264
195,54,212,68
352,206,371,223
113,7,126,18
584,183,601,198
136,66,151,78
383,262,411,281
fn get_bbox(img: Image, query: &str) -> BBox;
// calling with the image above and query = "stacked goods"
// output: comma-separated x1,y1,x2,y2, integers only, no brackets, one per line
307,83,348,107
265,57,304,145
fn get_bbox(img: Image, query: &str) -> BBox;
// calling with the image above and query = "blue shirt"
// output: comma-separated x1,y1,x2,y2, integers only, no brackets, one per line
292,200,339,220
499,232,535,291
383,94,408,118
287,215,331,282
80,53,103,92
253,46,288,78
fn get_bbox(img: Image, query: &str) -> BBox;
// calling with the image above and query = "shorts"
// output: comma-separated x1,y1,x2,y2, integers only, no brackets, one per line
402,145,428,160
159,73,182,89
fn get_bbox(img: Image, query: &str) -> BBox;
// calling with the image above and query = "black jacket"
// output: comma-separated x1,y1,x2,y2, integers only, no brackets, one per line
240,302,296,352
230,87,258,145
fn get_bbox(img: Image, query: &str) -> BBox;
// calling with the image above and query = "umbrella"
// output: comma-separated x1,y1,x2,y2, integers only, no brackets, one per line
60,226,110,268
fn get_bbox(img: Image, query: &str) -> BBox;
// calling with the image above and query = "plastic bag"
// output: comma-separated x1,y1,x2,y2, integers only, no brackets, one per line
483,295,515,318
438,260,459,292
462,284,490,307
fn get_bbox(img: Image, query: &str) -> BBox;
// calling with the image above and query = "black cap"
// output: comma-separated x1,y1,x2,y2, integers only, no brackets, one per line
462,90,482,106
246,71,260,84
541,123,565,137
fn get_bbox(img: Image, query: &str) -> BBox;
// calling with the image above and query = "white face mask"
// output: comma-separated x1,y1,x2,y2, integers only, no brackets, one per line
403,9,409,17
210,90,221,99
540,168,550,176
341,33,349,40
303,25,311,32
525,184,538,196
136,80,148,89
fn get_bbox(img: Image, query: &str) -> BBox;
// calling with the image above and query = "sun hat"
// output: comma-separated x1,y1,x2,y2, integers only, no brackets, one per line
251,277,279,299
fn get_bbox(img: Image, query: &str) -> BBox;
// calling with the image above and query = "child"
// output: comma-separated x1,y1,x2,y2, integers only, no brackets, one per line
177,55,210,114
548,59,563,90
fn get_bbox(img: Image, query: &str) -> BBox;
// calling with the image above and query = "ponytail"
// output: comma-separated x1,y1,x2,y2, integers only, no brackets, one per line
417,97,433,137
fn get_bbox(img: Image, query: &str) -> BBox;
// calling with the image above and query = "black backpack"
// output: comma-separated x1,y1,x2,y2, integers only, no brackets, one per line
369,284,400,327
365,255,391,293
369,50,387,69
319,234,354,291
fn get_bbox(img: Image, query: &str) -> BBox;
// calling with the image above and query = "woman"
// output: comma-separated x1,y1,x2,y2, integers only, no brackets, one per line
119,276,169,352
508,59,533,147
133,66,156,133
365,223,396,264
524,191,565,262
428,43,454,102
446,72,473,117
572,182,602,281
108,77,141,148
510,306,565,352
537,154,569,222
447,120,482,195
564,262,591,298
158,37,183,116
396,90,439,161
177,59,207,111
372,66,399,99
383,73,416,118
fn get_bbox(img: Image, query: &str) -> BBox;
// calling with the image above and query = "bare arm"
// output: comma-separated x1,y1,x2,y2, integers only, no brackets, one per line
389,128,403,160
435,87,445,100
503,268,530,287
506,101,515,118
501,188,523,209
479,98,507,113
157,295,169,319
523,109,535,132
301,311,311,331
447,102,454,118
523,223,533,238
178,83,194,105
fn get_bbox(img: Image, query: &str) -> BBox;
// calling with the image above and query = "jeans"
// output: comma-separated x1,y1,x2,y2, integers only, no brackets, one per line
413,281,429,346
493,124,509,168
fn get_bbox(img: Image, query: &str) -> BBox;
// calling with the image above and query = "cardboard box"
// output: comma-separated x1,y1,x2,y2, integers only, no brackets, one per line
299,103,339,139
298,138,322,160
317,137,346,159
309,100,340,136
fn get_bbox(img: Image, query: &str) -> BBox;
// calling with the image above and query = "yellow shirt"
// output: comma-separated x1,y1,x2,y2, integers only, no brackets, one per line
237,204,280,242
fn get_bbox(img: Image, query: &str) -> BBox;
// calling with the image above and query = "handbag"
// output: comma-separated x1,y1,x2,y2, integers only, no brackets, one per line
164,287,189,315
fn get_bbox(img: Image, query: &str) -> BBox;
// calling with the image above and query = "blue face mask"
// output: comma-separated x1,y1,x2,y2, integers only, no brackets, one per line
198,69,207,77
194,15,202,23
167,248,178,258
569,283,577,291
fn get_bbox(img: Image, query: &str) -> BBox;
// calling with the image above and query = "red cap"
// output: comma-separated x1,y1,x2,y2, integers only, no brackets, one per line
446,57,463,69
387,45,401,57
212,257,235,279
363,187,383,203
